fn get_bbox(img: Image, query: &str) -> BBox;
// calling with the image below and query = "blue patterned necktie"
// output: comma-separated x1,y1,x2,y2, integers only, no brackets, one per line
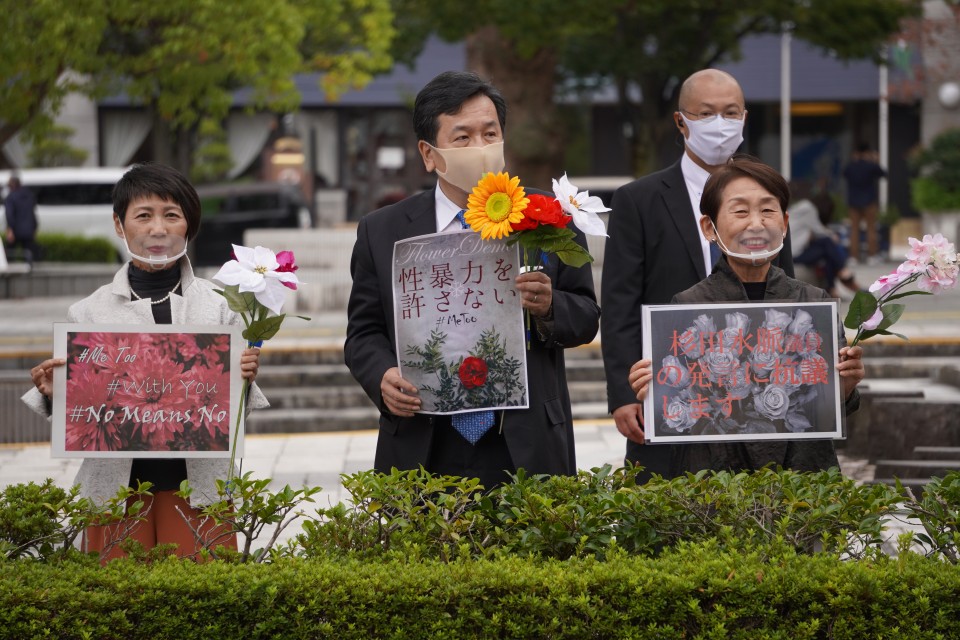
450,208,496,444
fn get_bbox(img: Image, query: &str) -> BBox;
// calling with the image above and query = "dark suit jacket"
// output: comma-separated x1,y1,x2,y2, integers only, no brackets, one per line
600,159,794,474
345,189,600,476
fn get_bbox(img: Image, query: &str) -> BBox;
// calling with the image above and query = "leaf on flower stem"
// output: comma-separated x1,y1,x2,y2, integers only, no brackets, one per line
216,286,259,317
243,314,286,343
843,291,878,330
856,303,908,343
505,226,593,267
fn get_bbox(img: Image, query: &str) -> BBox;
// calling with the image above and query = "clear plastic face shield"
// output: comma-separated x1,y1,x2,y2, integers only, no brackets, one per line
709,219,785,266
117,219,188,271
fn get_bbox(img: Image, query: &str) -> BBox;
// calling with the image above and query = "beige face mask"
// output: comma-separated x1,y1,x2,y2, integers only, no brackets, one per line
427,141,505,192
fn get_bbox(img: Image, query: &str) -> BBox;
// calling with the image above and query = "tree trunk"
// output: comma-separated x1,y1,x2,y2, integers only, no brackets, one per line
466,26,563,191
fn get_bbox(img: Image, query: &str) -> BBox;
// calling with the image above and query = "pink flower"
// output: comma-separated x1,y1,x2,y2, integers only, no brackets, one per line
917,265,958,294
64,366,128,452
861,308,883,331
868,269,911,297
275,250,300,291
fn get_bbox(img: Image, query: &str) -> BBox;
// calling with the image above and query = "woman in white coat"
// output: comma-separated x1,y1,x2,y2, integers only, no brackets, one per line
22,163,268,561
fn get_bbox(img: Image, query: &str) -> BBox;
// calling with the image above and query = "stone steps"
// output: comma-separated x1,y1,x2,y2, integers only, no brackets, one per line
913,446,960,460
873,458,960,479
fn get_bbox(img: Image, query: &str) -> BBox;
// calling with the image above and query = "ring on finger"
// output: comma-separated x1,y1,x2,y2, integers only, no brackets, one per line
533,294,538,303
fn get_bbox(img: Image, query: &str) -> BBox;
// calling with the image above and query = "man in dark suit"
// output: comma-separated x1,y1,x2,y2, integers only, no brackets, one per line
345,71,600,488
600,69,794,480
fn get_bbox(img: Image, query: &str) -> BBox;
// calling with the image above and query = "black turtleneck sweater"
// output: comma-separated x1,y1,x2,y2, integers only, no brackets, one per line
127,263,187,491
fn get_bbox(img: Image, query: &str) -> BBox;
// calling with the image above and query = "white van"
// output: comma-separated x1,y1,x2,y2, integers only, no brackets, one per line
0,167,129,260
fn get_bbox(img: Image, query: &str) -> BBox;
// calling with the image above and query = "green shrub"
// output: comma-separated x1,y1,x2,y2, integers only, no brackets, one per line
35,232,118,262
911,127,960,212
3,545,960,639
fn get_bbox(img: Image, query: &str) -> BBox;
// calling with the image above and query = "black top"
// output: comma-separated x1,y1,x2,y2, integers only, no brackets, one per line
127,262,187,491
742,281,766,301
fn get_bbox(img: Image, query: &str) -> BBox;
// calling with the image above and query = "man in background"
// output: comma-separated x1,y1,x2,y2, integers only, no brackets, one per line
4,176,40,268
843,142,887,265
601,69,794,481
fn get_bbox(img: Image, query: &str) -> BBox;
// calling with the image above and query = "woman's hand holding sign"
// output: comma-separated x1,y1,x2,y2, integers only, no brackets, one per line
31,358,66,397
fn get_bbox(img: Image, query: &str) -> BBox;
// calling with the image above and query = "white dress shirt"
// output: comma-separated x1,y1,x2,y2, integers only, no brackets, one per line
680,152,715,275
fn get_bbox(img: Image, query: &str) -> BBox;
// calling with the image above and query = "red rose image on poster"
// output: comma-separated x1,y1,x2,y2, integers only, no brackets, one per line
458,357,489,389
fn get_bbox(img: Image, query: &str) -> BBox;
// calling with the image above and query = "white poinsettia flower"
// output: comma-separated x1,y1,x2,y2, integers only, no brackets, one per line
551,173,609,237
213,244,299,315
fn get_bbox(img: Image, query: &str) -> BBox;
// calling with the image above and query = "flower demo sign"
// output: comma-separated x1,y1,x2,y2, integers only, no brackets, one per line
394,231,529,414
641,302,843,444
51,324,245,458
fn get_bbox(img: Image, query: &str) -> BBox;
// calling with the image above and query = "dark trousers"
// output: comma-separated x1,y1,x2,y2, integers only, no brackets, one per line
796,236,849,291
7,235,40,265
427,414,516,490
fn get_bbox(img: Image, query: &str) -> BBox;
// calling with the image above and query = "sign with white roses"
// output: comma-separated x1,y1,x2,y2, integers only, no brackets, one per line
642,302,843,444
393,231,529,414
50,324,246,458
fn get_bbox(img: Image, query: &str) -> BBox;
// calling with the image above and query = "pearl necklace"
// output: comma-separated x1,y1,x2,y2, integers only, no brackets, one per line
131,279,181,305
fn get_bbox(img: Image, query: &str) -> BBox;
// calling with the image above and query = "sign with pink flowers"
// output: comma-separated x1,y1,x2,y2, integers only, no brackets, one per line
642,302,843,444
50,324,245,458
393,231,529,414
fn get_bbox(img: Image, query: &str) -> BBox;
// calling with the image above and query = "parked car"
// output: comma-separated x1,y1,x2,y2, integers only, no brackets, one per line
0,167,129,260
192,182,314,266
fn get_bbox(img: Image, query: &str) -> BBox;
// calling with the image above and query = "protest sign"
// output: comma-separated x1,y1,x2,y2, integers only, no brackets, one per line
642,302,843,444
393,231,529,414
51,324,245,458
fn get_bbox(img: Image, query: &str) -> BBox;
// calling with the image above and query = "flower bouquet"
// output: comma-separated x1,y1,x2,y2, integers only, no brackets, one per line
464,172,608,348
464,172,608,268
212,245,309,480
844,234,959,346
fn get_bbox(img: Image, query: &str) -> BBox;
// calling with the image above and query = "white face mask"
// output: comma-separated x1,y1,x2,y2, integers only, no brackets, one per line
710,220,785,266
680,113,745,166
119,225,188,271
427,141,505,192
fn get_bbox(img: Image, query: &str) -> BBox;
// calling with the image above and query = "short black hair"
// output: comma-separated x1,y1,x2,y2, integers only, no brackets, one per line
700,155,789,224
112,163,202,240
856,141,871,154
413,71,507,145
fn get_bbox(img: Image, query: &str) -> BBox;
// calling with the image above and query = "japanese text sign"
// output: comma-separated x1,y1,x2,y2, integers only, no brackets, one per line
393,231,529,414
51,324,245,458
642,302,844,444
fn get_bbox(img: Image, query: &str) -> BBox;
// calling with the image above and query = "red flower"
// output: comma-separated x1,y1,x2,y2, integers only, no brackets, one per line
525,194,571,228
276,250,299,290
458,357,488,389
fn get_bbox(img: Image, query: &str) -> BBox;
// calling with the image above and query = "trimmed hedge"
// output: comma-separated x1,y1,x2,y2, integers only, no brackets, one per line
34,232,117,262
3,544,959,639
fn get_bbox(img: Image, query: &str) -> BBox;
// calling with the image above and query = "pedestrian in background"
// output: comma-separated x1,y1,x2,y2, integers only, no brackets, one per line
4,176,40,268
842,142,887,265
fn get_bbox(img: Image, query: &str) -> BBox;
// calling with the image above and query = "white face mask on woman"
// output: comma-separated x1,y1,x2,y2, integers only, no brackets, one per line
680,113,745,166
427,141,505,192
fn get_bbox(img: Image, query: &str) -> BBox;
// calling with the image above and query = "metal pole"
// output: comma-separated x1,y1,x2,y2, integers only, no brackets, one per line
780,29,792,181
879,46,889,212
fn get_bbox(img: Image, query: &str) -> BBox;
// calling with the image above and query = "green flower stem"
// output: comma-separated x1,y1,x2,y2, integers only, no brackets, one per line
523,248,531,350
227,377,250,491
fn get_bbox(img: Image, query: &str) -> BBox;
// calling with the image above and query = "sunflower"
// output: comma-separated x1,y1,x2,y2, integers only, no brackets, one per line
465,172,529,240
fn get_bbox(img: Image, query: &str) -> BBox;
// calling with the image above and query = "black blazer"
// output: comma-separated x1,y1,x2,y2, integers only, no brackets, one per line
600,160,794,472
345,189,600,476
